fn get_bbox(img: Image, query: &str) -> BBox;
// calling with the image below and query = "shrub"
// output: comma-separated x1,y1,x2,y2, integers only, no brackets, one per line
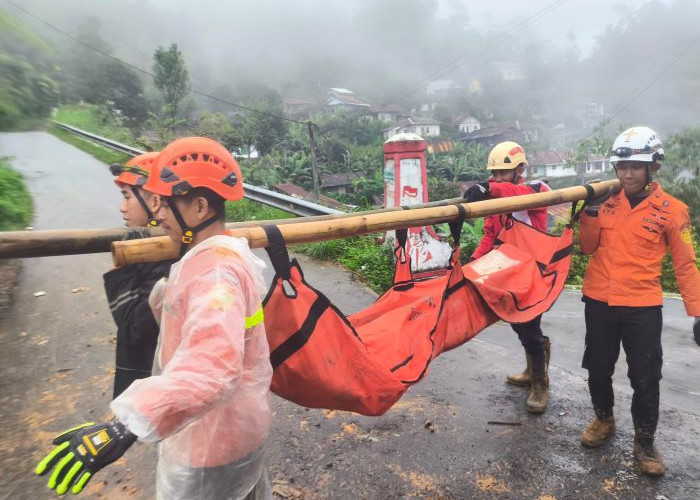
0,159,32,231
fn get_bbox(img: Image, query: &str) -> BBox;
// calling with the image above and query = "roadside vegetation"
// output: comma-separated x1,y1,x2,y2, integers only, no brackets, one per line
48,122,130,165
0,157,32,231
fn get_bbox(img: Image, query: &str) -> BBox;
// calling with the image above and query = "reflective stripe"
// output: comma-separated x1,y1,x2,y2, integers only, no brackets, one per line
245,308,264,329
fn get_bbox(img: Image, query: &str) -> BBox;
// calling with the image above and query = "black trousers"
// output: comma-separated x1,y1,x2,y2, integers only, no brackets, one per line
511,314,545,377
582,297,663,430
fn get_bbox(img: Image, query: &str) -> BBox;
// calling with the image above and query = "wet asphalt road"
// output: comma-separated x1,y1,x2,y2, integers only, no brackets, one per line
0,132,698,500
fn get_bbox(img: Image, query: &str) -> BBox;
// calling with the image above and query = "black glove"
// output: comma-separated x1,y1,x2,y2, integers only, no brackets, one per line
463,181,490,203
36,420,136,495
122,227,152,241
584,187,614,217
694,317,700,346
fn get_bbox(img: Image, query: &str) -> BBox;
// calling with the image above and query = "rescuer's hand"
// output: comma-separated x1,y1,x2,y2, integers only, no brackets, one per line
463,182,490,203
36,420,136,495
584,187,614,217
694,317,700,346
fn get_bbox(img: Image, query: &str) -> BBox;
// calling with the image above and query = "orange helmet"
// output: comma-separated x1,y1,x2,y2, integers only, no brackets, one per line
144,137,243,201
110,152,160,187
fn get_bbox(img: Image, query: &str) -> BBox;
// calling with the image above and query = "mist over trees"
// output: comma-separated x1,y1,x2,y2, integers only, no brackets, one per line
2,0,700,207
5,0,698,133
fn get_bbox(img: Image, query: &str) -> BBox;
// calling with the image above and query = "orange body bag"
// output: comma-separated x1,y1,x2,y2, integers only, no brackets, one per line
262,217,573,416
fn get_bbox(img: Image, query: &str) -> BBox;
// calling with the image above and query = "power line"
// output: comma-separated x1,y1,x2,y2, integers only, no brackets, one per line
582,31,700,142
606,33,700,125
1,0,306,125
385,0,571,104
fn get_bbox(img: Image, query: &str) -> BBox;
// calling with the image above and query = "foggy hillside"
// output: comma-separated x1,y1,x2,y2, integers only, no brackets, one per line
6,0,699,135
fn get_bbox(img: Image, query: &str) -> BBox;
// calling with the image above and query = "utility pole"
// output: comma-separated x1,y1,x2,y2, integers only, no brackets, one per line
308,121,320,200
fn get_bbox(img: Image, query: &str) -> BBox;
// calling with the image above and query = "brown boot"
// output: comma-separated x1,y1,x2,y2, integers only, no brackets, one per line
526,376,549,414
634,429,666,476
580,416,616,447
507,337,550,387
506,350,532,387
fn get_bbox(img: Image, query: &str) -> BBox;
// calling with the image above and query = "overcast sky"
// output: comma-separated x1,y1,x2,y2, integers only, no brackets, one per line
434,0,672,56
154,0,673,57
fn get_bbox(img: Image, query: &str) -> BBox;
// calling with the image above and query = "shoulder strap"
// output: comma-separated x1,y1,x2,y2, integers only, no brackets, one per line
263,225,292,280
568,183,596,227
447,204,466,246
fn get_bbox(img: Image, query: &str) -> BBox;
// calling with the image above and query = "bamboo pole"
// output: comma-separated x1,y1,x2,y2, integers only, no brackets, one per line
0,196,465,259
112,179,619,267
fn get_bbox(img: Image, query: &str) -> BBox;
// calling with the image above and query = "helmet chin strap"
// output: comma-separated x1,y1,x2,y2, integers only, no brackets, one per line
168,200,223,257
132,188,159,227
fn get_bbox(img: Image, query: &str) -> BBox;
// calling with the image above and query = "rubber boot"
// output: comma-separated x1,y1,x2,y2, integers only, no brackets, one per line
526,375,549,414
580,416,616,447
633,427,665,476
506,350,532,387
525,350,549,414
507,336,550,387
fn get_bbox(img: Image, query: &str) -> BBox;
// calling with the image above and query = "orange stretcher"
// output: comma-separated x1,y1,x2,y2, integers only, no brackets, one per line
262,213,573,416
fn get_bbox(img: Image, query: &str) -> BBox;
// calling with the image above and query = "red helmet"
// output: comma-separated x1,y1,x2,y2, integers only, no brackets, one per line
144,137,243,201
111,152,160,187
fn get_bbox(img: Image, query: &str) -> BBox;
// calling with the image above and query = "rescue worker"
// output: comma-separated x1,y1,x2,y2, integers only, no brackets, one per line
463,141,551,413
104,151,175,398
578,126,700,476
36,137,273,500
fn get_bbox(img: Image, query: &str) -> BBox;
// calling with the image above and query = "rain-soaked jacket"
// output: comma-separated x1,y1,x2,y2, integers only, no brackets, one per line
103,259,173,398
111,235,272,500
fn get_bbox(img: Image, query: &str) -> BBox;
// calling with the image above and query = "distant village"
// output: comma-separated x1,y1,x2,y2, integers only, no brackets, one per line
280,80,612,184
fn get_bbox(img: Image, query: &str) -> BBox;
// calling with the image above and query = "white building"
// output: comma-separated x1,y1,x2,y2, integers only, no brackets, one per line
326,88,371,114
457,115,481,134
527,151,611,179
382,117,441,140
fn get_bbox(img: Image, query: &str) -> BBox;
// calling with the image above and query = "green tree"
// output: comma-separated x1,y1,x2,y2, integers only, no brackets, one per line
233,85,288,156
194,112,233,143
0,8,59,129
99,60,148,128
0,54,59,130
661,127,700,235
153,43,189,134
663,126,700,178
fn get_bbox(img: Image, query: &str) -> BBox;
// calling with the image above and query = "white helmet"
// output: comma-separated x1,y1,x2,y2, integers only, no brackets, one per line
609,126,664,164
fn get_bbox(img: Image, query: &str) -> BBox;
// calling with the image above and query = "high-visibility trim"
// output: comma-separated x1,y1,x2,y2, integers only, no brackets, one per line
48,452,75,488
35,441,69,475
245,308,264,329
72,471,92,494
57,461,83,495
52,422,94,442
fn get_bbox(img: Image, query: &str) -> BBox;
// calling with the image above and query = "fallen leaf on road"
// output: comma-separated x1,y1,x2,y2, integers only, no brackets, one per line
272,484,303,499
359,433,378,442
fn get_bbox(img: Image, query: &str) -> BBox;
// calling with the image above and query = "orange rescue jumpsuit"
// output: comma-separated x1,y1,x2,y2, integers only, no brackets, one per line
578,181,700,429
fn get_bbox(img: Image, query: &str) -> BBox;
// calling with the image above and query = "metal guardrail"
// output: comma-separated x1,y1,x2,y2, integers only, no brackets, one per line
52,121,343,217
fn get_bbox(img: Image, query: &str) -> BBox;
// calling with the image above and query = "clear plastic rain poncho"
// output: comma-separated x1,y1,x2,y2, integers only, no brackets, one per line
111,235,273,500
